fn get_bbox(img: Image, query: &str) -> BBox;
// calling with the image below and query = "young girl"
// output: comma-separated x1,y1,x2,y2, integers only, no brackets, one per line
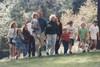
13,29,24,59
7,22,17,60
60,27,71,56
22,24,30,57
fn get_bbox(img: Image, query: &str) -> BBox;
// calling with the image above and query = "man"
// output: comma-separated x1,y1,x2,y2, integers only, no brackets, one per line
27,20,35,57
37,10,47,56
89,20,99,51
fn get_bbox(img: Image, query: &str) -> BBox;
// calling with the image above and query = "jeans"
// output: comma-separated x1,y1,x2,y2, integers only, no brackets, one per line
28,35,35,56
23,43,29,57
46,34,57,55
62,41,69,54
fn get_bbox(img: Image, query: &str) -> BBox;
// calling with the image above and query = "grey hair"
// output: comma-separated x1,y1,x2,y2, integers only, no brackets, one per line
49,14,56,21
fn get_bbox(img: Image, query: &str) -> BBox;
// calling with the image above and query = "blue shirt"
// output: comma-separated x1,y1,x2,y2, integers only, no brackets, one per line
32,18,41,34
38,18,47,32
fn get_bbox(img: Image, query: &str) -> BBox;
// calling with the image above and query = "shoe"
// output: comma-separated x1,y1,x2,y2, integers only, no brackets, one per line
87,49,90,52
16,56,19,59
46,52,49,55
94,48,96,52
28,55,30,58
83,50,86,53
69,51,72,55
64,53,67,56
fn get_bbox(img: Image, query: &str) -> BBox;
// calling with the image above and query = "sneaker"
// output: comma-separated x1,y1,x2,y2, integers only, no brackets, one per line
94,48,96,52
64,53,67,56
16,56,18,59
87,49,90,52
83,50,86,53
69,51,72,55
46,52,49,55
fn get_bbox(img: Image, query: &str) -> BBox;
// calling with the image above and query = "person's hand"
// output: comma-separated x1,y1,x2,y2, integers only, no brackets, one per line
47,24,51,27
74,37,76,40
14,41,16,44
98,37,100,40
57,36,59,40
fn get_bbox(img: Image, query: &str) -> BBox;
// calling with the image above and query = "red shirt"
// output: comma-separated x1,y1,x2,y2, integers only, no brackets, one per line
61,32,71,41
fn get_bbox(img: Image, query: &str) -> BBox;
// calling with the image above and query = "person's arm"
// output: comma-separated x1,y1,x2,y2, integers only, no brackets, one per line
74,27,77,40
85,33,88,42
12,35,17,43
7,29,11,43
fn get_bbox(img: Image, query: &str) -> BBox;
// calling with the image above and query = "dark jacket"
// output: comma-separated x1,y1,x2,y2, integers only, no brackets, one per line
45,21,59,36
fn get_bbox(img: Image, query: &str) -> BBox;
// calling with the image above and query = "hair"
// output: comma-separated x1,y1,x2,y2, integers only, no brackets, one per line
10,21,17,28
31,12,38,18
17,28,21,35
81,17,85,20
67,21,73,25
81,23,86,27
56,16,61,23
49,14,56,21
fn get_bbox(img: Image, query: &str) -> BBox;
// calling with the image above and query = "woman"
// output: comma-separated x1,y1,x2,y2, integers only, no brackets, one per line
45,14,59,55
55,16,62,54
8,22,17,60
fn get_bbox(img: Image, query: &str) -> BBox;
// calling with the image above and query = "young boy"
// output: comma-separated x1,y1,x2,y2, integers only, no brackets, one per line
67,21,76,54
78,23,88,53
60,27,71,56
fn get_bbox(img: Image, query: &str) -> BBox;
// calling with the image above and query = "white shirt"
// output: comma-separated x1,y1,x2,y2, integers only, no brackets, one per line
7,28,17,38
27,22,33,35
89,25,99,39
67,25,76,39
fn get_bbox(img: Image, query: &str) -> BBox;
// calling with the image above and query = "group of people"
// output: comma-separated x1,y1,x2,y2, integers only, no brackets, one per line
7,10,99,60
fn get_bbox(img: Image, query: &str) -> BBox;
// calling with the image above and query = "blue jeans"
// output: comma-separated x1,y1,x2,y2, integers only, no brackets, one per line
23,43,29,56
46,34,57,55
62,41,69,54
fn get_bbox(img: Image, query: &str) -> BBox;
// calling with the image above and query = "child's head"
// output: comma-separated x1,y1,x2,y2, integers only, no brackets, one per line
81,23,86,28
68,21,73,26
81,17,85,21
17,29,22,35
23,24,28,31
32,12,38,18
63,27,67,33
10,21,17,28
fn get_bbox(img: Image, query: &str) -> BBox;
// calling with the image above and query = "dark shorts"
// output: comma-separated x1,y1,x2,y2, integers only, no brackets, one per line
78,37,80,41
15,44,23,50
69,39,74,46
10,38,15,45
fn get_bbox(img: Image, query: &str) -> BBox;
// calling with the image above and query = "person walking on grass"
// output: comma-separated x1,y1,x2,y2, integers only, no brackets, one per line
67,21,77,55
55,16,62,54
78,23,88,53
22,24,30,58
31,12,42,57
37,10,47,56
7,22,17,60
45,14,59,55
78,17,87,51
59,27,71,56
27,20,35,57
89,20,99,52
13,29,24,59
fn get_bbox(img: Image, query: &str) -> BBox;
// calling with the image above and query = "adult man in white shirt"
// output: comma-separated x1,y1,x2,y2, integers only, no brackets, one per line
89,20,99,51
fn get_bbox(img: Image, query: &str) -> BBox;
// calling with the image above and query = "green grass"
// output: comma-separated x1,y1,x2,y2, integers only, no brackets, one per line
0,51,100,67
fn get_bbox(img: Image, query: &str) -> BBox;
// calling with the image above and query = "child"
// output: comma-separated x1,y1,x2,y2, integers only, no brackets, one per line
22,24,30,57
67,21,76,54
7,22,17,60
59,27,71,56
78,23,88,53
13,29,24,59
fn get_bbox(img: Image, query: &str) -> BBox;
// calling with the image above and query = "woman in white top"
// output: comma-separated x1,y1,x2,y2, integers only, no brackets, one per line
8,22,17,60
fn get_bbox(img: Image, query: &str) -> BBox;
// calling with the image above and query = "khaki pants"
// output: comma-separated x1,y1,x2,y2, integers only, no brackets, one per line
32,32,45,56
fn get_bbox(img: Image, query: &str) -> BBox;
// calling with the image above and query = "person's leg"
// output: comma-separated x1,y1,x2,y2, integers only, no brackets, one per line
55,40,60,54
28,36,32,57
69,39,73,54
31,36,35,56
46,35,52,55
22,44,26,57
10,45,13,59
94,40,97,51
62,41,66,54
50,34,57,55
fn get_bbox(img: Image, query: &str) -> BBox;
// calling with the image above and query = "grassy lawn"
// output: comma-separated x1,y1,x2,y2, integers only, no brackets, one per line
0,51,100,67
